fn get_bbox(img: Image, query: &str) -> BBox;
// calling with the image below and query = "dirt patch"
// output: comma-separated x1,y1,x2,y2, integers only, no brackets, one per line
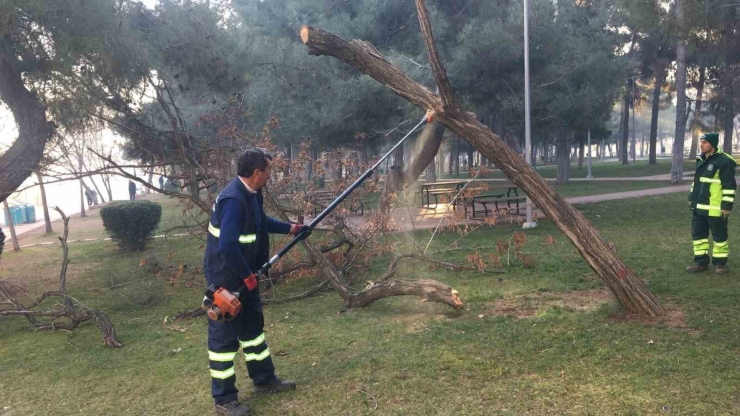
611,306,686,328
487,290,613,319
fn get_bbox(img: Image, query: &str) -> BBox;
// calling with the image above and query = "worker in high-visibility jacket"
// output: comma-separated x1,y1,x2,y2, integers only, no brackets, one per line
204,148,309,416
687,133,737,274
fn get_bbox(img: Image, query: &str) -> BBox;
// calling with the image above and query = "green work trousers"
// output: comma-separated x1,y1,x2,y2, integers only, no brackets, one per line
691,211,729,266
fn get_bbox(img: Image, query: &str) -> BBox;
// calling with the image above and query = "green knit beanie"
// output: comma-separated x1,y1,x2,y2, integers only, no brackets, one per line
701,132,720,150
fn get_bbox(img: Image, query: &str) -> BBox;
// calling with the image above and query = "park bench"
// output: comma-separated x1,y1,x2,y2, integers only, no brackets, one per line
311,190,367,216
463,194,527,219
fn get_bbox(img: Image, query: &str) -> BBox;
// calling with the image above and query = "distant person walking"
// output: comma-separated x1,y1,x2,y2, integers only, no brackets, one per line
91,190,99,205
159,175,165,192
84,189,93,205
129,180,137,200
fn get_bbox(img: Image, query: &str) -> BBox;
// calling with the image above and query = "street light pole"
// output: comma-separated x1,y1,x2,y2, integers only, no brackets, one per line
523,0,537,229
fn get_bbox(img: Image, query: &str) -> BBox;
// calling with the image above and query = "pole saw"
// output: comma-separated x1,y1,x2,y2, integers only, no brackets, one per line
202,111,436,321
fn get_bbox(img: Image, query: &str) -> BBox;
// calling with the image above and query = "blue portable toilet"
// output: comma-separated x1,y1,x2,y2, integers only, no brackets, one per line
16,205,27,224
5,205,25,225
24,204,36,223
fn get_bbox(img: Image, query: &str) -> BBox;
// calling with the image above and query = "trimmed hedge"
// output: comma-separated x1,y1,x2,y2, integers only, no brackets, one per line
100,201,162,251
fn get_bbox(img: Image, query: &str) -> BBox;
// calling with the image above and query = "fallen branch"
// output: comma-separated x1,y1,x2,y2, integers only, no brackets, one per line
0,208,123,347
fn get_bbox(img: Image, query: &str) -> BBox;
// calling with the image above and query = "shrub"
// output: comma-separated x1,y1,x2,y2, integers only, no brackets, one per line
100,201,162,250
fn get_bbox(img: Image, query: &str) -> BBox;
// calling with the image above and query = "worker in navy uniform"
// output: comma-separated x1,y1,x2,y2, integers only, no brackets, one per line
204,148,309,416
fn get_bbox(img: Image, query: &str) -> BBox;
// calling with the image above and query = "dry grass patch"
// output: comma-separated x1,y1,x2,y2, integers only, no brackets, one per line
488,289,613,318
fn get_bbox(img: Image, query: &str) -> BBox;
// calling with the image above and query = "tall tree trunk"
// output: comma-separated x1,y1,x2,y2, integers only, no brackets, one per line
104,175,113,202
425,161,437,182
3,200,20,251
0,46,56,203
671,2,687,184
722,7,736,154
621,81,630,165
631,84,637,163
380,122,445,212
556,129,570,184
301,18,666,316
649,67,666,164
78,154,87,218
577,136,585,170
454,137,460,176
689,65,706,160
146,170,154,194
35,170,52,234
89,176,106,204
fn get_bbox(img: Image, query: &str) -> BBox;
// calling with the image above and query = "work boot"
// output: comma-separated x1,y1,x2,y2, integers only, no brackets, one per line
214,400,251,416
253,378,296,394
685,265,709,273
715,265,728,274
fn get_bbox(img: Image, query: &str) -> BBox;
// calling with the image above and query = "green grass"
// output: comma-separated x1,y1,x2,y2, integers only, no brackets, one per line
2,192,740,415
440,159,697,180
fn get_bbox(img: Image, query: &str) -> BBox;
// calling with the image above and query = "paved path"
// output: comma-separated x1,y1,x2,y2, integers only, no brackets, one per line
359,183,694,232
2,179,702,246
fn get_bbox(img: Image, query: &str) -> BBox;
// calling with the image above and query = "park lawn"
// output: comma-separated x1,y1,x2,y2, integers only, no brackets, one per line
440,159,697,180
2,193,740,415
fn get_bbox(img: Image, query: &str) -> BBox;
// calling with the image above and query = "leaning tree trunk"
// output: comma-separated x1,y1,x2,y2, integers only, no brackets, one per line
0,46,56,204
35,170,53,233
300,2,665,316
671,2,687,184
688,65,706,160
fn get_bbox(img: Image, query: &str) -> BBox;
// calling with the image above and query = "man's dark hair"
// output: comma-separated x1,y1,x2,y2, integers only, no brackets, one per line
237,148,273,178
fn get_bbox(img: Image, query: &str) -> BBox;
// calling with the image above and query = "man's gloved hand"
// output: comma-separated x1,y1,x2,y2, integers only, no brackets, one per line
244,273,258,291
721,210,732,219
290,224,312,240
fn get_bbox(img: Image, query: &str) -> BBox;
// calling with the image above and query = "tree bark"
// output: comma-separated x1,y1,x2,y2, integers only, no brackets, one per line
671,0,687,184
2,200,20,251
78,154,87,218
689,65,706,160
556,129,570,184
721,7,736,154
300,13,665,316
35,171,53,233
621,81,630,165
649,67,666,164
0,46,56,204
146,170,154,194
380,122,445,211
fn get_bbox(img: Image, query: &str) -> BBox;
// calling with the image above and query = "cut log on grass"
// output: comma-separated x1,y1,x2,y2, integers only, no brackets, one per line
299,0,665,316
